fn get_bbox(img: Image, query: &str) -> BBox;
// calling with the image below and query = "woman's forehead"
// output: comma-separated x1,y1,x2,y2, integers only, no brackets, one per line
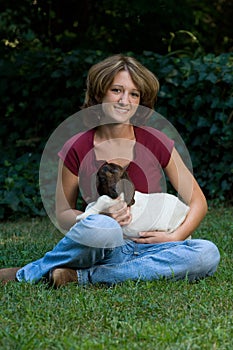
111,70,139,90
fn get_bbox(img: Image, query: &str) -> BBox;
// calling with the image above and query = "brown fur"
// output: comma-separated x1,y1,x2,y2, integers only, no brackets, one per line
96,162,135,206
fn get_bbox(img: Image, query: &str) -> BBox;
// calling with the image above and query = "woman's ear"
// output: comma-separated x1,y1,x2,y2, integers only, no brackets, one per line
95,95,102,103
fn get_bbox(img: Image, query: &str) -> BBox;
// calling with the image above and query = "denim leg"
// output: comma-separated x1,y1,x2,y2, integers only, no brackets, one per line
16,214,123,283
77,239,220,285
16,236,107,283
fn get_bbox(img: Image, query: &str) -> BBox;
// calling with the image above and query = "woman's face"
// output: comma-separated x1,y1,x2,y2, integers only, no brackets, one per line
101,70,140,123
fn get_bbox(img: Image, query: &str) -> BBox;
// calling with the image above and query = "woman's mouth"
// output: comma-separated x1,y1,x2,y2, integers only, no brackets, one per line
114,106,130,114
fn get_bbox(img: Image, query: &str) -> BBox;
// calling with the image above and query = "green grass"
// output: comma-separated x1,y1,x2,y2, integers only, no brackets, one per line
0,207,232,350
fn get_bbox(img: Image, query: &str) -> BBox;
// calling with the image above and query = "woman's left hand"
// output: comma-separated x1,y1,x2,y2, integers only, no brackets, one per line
131,230,178,244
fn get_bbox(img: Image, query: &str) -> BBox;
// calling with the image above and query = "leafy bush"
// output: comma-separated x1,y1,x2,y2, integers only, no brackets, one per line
0,49,232,218
145,52,233,202
0,153,45,219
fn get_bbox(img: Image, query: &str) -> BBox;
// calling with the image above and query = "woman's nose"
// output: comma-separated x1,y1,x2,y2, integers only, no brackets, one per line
119,92,129,104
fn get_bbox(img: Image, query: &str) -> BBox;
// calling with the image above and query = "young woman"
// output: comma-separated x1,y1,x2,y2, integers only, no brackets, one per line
0,55,220,287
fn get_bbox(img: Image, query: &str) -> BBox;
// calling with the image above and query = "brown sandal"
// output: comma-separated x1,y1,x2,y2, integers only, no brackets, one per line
0,267,21,284
49,268,78,288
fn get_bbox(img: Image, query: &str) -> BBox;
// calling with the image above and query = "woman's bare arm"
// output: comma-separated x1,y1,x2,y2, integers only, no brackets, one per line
55,160,83,230
164,148,208,240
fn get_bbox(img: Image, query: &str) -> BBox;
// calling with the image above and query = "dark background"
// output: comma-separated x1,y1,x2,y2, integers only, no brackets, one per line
0,0,232,218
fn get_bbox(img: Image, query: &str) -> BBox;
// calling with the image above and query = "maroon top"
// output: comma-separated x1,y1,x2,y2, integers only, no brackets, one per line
58,126,174,203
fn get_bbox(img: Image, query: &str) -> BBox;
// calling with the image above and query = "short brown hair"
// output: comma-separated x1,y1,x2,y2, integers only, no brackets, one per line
83,54,159,112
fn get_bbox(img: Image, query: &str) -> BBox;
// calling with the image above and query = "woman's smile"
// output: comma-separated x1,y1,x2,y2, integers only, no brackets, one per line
114,104,130,114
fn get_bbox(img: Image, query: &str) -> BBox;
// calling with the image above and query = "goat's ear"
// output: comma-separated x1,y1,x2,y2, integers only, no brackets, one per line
118,170,135,206
116,179,135,206
125,186,135,206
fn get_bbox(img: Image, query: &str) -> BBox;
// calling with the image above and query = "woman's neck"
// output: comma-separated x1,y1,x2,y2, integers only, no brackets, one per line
94,124,136,166
95,123,135,142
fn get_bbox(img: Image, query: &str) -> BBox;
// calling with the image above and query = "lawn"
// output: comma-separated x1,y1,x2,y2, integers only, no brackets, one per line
0,206,232,350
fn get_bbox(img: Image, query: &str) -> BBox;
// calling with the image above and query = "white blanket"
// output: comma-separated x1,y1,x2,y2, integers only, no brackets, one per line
76,191,190,238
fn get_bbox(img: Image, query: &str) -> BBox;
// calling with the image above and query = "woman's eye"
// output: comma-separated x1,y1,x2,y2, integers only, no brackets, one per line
111,88,121,94
131,92,140,98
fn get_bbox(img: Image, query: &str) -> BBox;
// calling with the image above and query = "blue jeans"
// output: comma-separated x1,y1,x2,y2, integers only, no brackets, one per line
16,215,220,284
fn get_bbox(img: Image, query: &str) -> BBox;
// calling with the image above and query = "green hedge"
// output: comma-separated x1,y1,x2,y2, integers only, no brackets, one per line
143,52,233,202
0,49,232,218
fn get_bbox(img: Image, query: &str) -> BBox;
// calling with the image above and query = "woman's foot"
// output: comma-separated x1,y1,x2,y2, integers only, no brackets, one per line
49,268,78,288
0,267,21,284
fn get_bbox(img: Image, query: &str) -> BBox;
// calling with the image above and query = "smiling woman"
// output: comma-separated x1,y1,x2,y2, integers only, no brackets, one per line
0,54,220,288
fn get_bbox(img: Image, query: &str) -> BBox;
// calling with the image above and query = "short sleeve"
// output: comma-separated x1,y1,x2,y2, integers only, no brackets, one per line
134,126,174,168
58,130,94,176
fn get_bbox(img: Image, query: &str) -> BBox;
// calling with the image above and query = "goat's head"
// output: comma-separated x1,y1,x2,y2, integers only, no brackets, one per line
96,162,135,206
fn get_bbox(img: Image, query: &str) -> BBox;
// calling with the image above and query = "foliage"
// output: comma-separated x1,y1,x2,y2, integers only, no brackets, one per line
0,48,106,159
144,51,233,202
0,0,232,55
0,208,233,349
0,48,232,218
0,154,45,219
0,1,232,218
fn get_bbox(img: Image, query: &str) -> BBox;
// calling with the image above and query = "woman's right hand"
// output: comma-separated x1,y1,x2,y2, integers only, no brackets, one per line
103,198,132,226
